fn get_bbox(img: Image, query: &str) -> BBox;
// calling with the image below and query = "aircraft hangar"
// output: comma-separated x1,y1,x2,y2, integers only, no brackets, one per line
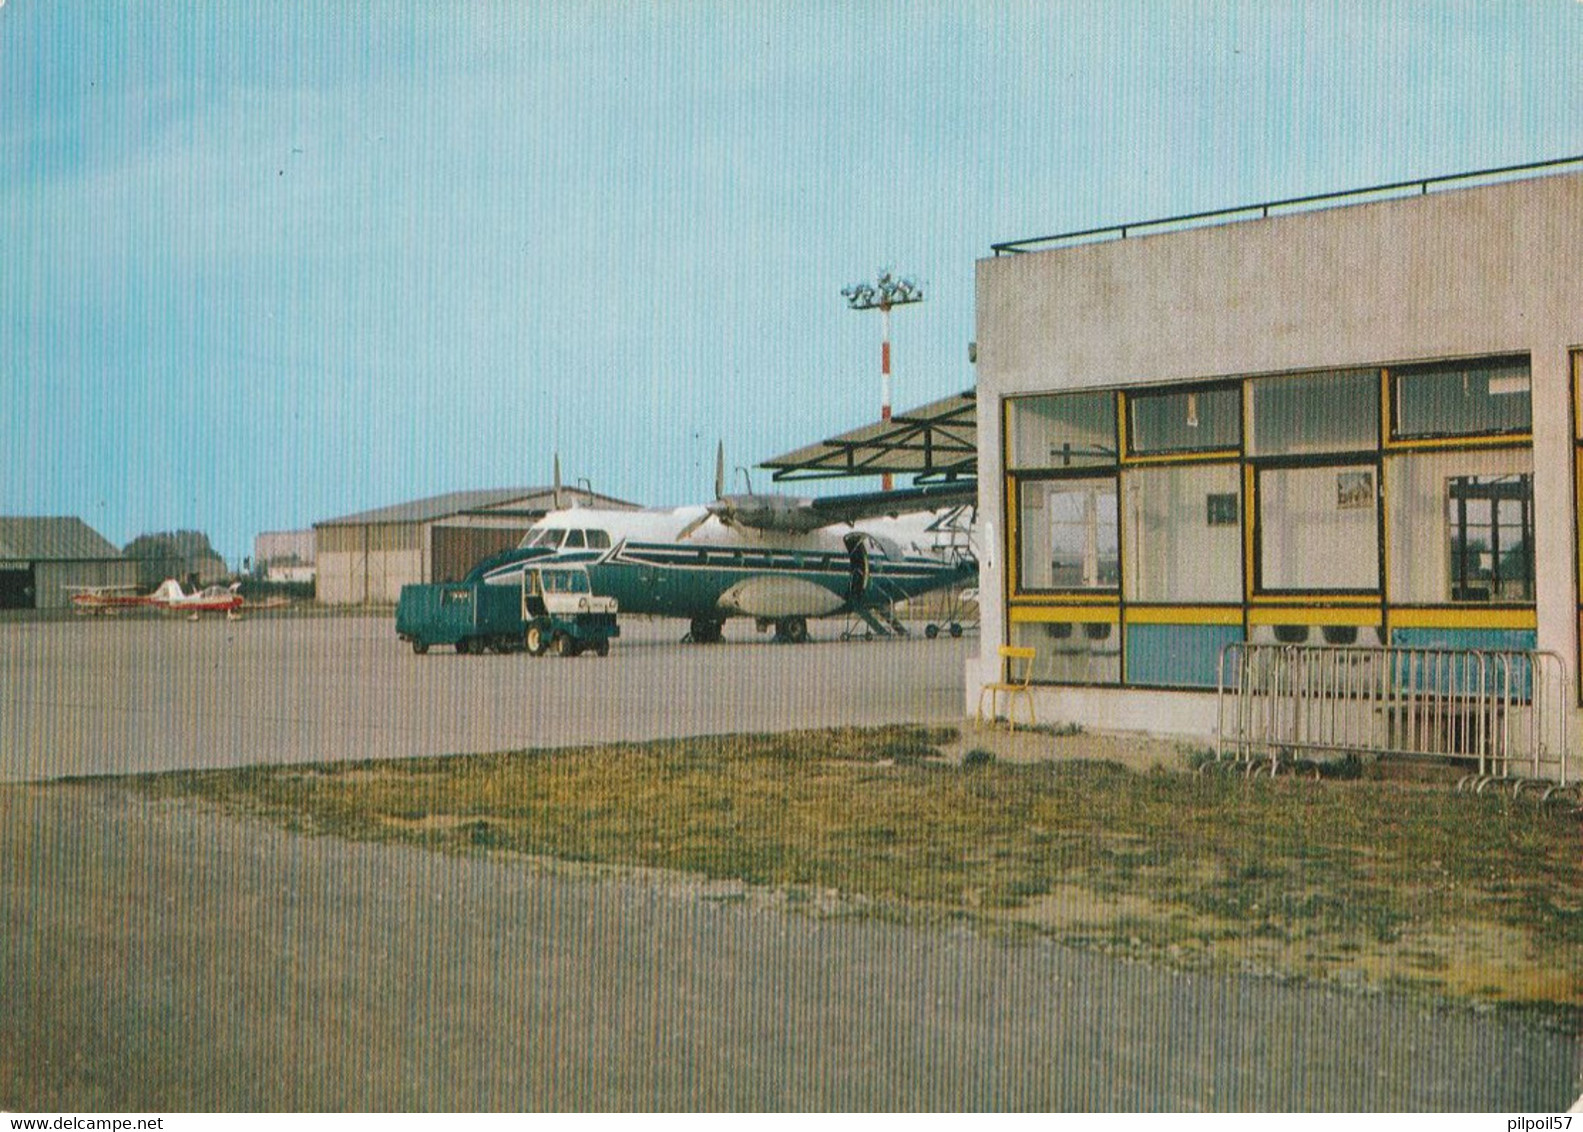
314,486,639,605
0,516,139,610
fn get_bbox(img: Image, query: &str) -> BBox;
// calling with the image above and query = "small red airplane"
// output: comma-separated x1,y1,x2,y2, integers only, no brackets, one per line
149,578,245,618
149,578,290,620
66,584,155,615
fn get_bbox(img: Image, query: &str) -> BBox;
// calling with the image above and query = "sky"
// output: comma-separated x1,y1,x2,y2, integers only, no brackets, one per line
3,1,1582,566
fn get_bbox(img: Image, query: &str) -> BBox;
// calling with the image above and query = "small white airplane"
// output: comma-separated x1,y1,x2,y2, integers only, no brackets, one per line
471,449,978,643
147,578,289,621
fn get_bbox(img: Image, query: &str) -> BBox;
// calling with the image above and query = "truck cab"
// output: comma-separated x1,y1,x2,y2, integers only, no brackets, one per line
522,565,619,657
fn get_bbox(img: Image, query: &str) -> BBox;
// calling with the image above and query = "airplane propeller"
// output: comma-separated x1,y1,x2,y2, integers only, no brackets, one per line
676,441,727,541
553,453,563,511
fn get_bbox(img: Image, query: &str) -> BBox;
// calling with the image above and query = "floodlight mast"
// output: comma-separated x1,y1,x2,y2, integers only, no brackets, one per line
842,271,924,490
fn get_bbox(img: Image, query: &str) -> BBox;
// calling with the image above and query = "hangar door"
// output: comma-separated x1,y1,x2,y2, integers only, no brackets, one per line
431,527,528,583
0,563,34,609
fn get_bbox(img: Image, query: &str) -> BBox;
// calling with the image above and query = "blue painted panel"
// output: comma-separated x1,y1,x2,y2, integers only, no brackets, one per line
1125,623,1244,688
1388,627,1536,653
1387,627,1538,698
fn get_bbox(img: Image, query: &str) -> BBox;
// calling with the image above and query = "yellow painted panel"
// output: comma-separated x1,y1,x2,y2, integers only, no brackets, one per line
1009,592,1122,606
1383,432,1531,452
1387,607,1537,630
1574,350,1583,439
1380,367,1393,449
1119,448,1240,467
1247,606,1382,627
1242,463,1256,603
1247,596,1378,610
1576,448,1583,585
1009,604,1121,624
1124,606,1243,626
1379,456,1391,604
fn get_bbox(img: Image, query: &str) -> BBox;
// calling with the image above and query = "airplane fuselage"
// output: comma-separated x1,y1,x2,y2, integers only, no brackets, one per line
476,505,975,631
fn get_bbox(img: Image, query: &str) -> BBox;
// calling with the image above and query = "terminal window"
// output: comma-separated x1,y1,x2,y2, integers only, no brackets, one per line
1007,391,1117,470
1446,474,1534,602
1257,463,1380,592
1127,385,1240,454
1122,463,1241,603
1248,369,1379,456
1386,447,1533,605
1018,477,1119,591
1392,356,1531,439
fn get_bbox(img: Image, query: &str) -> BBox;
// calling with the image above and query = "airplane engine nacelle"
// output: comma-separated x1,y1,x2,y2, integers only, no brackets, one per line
716,577,844,619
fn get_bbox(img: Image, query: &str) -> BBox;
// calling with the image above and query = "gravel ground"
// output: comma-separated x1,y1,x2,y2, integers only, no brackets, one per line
3,782,1577,1112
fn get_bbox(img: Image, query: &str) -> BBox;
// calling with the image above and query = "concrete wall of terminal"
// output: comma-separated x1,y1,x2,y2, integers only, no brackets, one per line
972,170,1583,741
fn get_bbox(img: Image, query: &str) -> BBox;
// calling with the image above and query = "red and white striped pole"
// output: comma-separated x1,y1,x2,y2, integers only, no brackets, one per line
880,300,893,490
843,272,923,495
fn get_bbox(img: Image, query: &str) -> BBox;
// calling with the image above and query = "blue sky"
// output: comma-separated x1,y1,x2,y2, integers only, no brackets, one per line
3,1,1581,565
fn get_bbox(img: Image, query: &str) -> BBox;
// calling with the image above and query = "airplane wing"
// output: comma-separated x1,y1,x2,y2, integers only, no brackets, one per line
240,596,292,612
802,480,978,527
704,480,978,534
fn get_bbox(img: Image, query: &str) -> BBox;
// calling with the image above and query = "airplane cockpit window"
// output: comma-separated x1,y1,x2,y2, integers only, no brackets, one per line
529,528,567,549
563,530,586,549
586,529,611,549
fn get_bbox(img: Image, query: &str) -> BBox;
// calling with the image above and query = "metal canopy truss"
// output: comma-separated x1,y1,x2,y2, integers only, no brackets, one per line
762,388,977,483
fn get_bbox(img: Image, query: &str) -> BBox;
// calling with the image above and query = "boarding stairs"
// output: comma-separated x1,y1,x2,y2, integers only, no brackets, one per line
842,575,911,640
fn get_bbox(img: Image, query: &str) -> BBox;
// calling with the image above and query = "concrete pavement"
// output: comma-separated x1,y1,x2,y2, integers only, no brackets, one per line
0,615,970,781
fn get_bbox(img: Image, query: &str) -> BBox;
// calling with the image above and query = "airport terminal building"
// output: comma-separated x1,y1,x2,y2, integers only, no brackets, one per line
971,162,1583,757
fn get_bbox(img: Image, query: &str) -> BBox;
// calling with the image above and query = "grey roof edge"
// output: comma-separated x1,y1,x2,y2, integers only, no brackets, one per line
0,516,125,561
315,487,642,527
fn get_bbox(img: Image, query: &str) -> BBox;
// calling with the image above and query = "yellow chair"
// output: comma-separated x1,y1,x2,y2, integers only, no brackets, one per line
977,646,1037,732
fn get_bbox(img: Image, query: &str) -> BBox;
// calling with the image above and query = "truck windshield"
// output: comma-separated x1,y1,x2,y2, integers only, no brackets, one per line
540,570,590,594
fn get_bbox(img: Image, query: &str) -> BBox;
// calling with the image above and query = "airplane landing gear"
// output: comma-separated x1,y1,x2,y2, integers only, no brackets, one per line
773,616,809,644
688,617,724,644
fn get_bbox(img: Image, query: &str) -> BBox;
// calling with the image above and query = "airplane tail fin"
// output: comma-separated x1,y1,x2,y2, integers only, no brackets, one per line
150,578,185,605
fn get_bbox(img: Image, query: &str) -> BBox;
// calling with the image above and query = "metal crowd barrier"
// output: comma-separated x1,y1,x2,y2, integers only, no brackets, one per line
1216,643,1572,785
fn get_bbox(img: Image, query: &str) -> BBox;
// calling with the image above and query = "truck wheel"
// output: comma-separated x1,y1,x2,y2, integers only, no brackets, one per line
455,638,471,655
594,638,610,657
550,632,567,657
411,640,429,655
525,624,546,656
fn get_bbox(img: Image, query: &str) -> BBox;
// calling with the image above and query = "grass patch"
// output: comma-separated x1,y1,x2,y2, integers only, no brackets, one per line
118,724,1583,1012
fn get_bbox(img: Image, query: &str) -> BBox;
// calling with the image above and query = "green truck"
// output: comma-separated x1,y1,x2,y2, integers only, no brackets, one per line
396,565,618,657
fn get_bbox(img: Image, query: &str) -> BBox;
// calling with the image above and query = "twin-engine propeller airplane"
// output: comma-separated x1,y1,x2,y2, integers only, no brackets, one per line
470,449,977,643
